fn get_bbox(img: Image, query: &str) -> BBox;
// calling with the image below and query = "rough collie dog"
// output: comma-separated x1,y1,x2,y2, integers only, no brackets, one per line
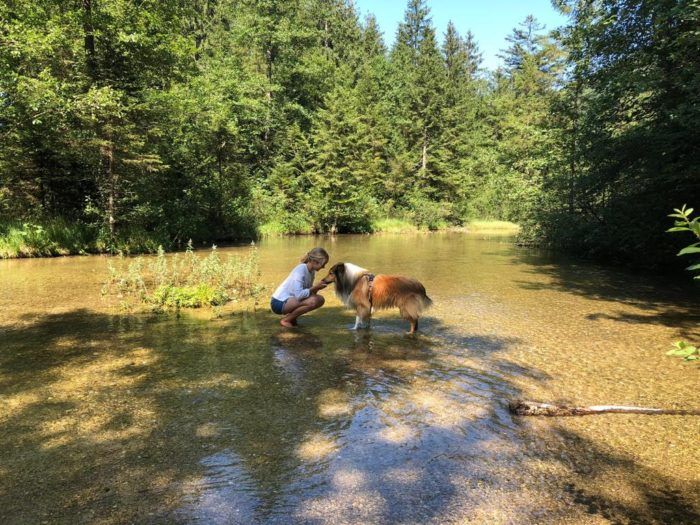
320,262,432,333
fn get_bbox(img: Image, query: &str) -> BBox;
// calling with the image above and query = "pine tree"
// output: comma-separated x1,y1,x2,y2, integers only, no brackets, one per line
387,0,446,219
478,16,564,223
307,73,377,233
434,21,485,220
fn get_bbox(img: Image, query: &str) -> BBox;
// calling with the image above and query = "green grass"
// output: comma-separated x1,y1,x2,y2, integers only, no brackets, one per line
0,219,96,258
371,217,419,233
465,220,520,234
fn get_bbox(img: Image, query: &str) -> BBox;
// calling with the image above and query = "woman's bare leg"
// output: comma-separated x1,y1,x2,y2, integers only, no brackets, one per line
280,295,325,327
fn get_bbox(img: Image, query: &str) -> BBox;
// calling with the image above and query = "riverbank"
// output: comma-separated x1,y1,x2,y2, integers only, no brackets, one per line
0,219,520,259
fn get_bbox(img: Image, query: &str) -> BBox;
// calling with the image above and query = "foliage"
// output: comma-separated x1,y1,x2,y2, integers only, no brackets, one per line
667,205,700,279
0,219,96,258
523,0,700,270
0,0,524,249
103,242,264,310
665,205,699,363
666,341,699,362
1,0,697,273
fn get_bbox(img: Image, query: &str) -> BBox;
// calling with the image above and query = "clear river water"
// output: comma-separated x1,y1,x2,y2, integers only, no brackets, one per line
1,233,698,524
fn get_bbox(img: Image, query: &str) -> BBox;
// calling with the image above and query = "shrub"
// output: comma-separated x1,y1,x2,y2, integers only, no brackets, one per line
667,205,700,279
103,242,264,310
372,217,418,233
407,195,450,231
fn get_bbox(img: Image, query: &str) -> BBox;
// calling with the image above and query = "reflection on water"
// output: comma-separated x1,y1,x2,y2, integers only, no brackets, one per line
1,233,699,524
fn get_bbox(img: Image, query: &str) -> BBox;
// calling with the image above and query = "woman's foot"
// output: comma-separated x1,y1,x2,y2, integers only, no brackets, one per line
280,319,295,328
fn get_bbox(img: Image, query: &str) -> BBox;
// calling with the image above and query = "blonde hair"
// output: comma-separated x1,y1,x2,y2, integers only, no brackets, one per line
301,247,329,264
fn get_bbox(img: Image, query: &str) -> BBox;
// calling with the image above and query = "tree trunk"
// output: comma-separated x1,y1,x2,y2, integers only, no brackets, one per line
82,0,96,79
509,400,700,417
101,139,116,240
266,45,274,101
568,81,581,215
264,45,274,143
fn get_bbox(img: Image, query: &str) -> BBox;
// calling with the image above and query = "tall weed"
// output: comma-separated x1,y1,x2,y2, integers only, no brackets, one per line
103,242,264,310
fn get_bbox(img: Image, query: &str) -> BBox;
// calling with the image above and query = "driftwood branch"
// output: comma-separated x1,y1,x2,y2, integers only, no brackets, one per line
509,400,700,417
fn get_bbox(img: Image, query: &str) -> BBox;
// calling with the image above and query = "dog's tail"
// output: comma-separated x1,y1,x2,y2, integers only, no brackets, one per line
410,280,432,312
401,290,432,321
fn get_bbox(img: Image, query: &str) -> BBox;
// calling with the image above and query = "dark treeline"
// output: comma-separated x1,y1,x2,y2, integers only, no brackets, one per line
1,0,698,269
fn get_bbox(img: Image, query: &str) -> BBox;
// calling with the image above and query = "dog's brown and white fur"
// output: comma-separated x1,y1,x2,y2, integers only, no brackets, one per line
321,262,432,333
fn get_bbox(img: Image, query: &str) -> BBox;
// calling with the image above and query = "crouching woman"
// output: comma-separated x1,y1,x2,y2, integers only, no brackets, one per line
270,247,329,328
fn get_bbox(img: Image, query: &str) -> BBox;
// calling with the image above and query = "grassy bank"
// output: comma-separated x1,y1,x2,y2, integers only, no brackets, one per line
1,218,520,259
258,218,520,236
465,220,520,235
0,219,170,259
256,217,420,236
0,219,96,258
372,218,420,233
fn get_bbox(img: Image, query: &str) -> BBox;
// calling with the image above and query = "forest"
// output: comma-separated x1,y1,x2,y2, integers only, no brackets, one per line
1,0,698,270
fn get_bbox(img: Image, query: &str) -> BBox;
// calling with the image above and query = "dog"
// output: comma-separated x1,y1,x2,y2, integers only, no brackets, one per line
320,262,432,333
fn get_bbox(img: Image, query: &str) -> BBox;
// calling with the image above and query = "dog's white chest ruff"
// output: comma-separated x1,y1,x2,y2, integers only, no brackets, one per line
336,263,368,306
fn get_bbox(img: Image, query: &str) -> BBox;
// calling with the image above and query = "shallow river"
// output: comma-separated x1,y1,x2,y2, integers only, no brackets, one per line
1,233,699,524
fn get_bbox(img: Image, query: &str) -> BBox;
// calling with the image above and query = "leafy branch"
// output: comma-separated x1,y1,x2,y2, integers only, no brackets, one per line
665,205,699,363
667,204,700,279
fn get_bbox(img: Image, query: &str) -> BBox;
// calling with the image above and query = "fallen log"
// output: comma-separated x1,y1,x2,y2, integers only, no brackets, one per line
509,400,700,417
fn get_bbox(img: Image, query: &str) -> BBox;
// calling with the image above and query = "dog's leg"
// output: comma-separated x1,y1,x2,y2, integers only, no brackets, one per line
353,315,361,330
357,306,371,329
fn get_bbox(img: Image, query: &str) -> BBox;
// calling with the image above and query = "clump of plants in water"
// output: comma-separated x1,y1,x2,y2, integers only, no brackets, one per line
103,241,264,310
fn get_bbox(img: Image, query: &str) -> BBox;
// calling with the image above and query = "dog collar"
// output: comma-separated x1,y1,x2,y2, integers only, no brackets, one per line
366,273,375,305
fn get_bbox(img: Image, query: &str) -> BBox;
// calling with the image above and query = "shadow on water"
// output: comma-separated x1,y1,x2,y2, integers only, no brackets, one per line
512,250,700,340
1,306,698,523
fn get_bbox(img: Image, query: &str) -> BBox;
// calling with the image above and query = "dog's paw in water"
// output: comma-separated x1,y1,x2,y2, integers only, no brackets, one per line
351,317,370,330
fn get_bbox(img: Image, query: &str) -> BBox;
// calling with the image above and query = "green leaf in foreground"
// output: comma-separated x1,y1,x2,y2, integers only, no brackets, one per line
666,341,699,361
678,245,700,256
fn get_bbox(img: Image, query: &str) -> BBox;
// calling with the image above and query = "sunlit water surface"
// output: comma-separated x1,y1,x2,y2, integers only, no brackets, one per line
1,233,698,524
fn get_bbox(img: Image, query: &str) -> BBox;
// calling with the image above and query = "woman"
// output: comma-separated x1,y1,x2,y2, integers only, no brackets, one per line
270,247,329,328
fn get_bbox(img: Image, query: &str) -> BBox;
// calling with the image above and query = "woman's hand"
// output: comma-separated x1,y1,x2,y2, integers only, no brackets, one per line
310,282,328,294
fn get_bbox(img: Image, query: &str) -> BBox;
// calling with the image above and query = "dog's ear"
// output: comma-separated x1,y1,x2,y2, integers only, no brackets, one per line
334,263,345,277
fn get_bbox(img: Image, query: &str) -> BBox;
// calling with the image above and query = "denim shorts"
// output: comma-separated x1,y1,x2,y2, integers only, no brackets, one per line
270,297,288,315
